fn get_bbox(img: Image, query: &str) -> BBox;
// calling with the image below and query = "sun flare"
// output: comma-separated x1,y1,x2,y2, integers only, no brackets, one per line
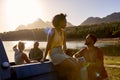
4,0,43,31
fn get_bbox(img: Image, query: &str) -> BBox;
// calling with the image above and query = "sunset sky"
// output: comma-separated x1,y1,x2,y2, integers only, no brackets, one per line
0,0,120,32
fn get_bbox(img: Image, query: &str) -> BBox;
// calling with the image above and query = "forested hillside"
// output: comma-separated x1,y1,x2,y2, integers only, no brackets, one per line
0,21,120,41
67,21,120,40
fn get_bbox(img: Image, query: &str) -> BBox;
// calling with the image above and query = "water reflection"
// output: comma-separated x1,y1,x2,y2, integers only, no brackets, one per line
67,41,117,49
2,41,119,62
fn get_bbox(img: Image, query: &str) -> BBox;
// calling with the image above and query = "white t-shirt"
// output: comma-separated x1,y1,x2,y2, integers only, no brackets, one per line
13,48,24,65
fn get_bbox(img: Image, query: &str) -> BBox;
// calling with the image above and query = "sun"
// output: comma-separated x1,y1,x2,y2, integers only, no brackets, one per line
4,0,43,31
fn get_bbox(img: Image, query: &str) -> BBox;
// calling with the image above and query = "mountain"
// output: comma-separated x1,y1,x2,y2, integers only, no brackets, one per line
81,12,120,25
16,19,73,30
16,19,49,30
67,22,73,27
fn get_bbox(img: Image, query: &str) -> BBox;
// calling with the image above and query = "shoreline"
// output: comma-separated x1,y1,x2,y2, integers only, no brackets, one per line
67,37,120,43
2,38,120,43
97,38,120,43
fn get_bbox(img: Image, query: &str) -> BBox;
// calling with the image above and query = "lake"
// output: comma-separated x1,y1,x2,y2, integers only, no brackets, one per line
2,41,117,62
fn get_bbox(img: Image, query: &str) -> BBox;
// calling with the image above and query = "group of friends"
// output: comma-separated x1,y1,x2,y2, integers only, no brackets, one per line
13,13,109,80
13,41,43,64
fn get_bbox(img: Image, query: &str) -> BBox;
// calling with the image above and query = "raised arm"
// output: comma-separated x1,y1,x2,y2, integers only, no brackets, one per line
73,48,85,58
13,44,17,48
13,45,19,53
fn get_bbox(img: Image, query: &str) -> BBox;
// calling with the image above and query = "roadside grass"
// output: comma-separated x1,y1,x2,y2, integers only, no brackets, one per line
104,56,120,65
99,46,120,80
106,67,120,80
104,56,120,80
102,44,120,65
